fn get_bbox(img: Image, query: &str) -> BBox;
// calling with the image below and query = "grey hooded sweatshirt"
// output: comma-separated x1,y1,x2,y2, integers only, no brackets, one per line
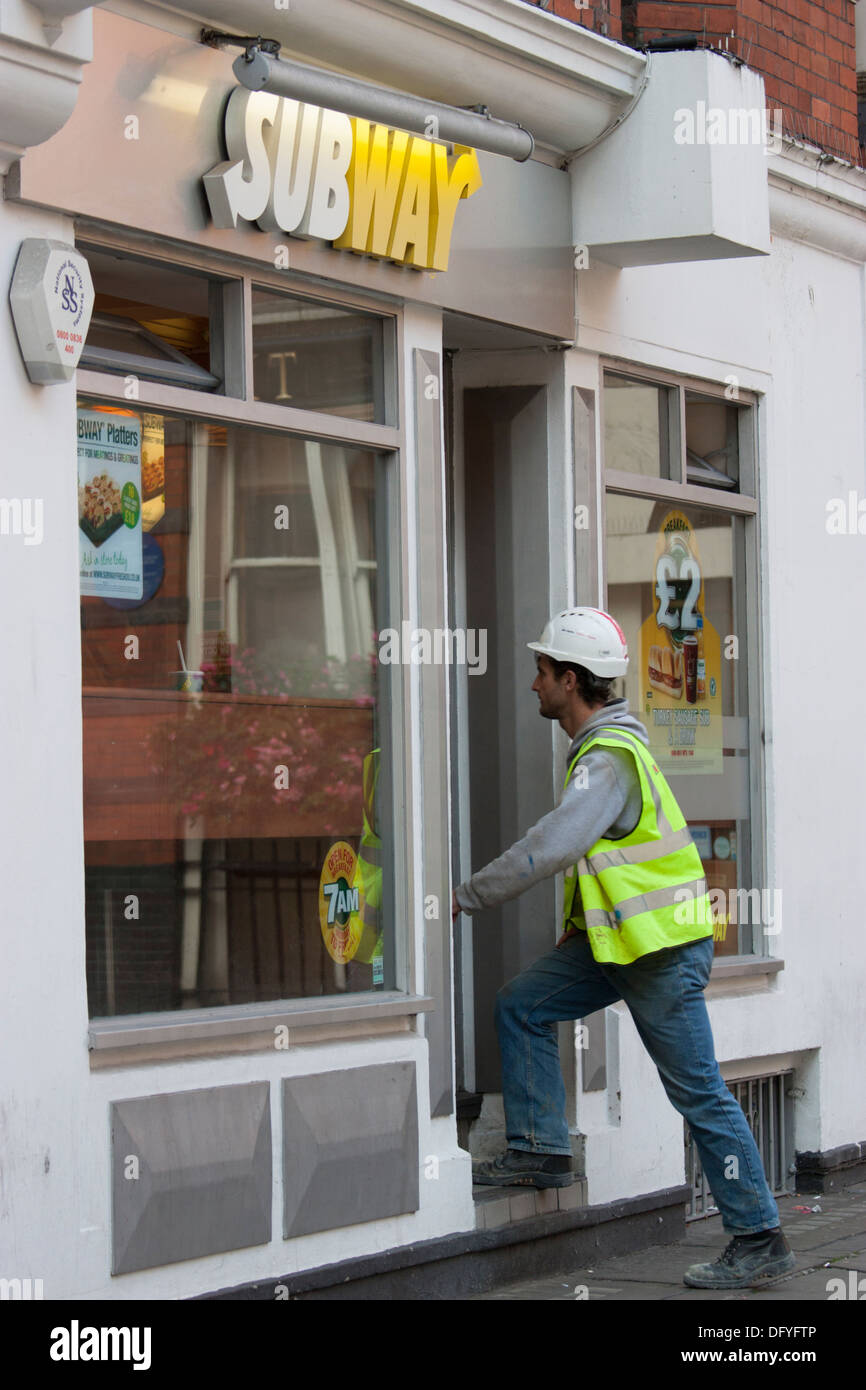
454,698,650,915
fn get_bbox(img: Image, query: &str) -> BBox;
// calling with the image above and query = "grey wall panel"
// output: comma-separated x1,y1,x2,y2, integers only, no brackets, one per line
111,1083,271,1275
282,1062,418,1238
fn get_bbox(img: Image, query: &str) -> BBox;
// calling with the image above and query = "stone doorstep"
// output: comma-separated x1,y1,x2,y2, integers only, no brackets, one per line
202,1184,691,1300
474,1177,589,1229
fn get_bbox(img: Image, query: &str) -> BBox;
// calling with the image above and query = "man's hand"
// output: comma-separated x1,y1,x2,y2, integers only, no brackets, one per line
556,929,573,947
452,891,460,922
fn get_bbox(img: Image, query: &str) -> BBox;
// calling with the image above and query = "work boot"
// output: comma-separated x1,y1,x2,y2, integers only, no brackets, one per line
683,1228,796,1289
472,1148,574,1189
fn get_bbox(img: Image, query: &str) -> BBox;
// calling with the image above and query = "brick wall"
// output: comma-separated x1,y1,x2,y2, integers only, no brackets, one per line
520,0,862,164
527,0,623,44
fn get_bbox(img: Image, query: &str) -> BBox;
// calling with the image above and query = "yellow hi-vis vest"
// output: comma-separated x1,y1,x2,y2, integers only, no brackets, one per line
351,748,382,966
562,727,713,965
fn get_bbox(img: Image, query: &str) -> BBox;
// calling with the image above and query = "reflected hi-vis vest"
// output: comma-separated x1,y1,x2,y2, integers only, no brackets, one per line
562,728,713,965
352,749,382,965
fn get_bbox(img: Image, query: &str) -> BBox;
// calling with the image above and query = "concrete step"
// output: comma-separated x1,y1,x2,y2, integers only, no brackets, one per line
473,1176,589,1229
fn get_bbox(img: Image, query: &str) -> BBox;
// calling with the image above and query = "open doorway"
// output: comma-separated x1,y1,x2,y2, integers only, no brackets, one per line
444,315,567,1145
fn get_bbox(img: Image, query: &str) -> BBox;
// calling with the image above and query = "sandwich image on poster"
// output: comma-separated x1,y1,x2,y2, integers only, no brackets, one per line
78,407,143,600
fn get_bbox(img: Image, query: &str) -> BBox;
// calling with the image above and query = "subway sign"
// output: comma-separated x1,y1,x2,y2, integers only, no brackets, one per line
204,89,482,271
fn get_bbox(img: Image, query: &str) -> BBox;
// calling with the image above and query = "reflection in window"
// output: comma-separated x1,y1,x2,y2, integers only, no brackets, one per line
80,401,392,1016
80,246,221,390
252,287,388,422
603,373,674,479
685,393,740,490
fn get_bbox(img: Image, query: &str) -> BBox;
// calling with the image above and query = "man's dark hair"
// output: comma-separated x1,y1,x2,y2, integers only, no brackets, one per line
548,657,615,707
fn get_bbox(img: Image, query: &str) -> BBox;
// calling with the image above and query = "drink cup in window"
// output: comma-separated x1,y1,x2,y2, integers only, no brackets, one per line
682,636,698,704
173,670,204,693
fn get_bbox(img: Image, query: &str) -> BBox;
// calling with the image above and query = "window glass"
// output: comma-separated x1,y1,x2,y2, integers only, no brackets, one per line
603,373,674,479
80,399,393,1015
81,247,218,387
605,494,756,956
252,288,387,423
685,393,740,490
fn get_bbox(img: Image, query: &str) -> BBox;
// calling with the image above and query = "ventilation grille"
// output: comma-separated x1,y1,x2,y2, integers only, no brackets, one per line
685,1070,795,1221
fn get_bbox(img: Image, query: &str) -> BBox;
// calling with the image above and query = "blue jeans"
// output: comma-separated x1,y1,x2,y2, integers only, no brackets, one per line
494,930,780,1235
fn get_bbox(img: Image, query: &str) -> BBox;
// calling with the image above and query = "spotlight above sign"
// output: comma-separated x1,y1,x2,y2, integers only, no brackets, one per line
200,29,534,162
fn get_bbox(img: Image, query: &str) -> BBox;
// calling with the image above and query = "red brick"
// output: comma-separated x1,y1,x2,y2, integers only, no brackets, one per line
638,3,706,26
755,46,779,75
811,96,831,120
767,50,798,81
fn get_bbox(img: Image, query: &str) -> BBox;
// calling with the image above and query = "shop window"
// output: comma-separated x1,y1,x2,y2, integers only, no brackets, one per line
252,287,391,423
79,246,235,392
603,375,763,958
79,399,395,1016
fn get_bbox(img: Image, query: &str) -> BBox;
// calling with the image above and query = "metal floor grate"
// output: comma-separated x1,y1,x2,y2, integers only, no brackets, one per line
685,1070,795,1220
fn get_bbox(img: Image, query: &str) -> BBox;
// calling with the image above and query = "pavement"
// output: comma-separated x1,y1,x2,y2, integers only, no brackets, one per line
472,1180,866,1300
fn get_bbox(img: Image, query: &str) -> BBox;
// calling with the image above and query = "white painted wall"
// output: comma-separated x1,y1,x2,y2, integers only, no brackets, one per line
0,197,92,1292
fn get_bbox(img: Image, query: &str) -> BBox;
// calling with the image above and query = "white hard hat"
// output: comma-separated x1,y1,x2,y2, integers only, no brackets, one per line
527,607,629,677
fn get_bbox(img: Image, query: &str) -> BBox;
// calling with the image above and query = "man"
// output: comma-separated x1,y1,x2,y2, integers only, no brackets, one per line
451,607,795,1291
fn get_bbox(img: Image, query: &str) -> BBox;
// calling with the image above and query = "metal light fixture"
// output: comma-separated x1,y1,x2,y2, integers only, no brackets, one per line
201,30,534,162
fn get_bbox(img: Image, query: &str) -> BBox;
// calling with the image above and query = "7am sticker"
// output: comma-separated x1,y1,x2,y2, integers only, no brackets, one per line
319,840,362,963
